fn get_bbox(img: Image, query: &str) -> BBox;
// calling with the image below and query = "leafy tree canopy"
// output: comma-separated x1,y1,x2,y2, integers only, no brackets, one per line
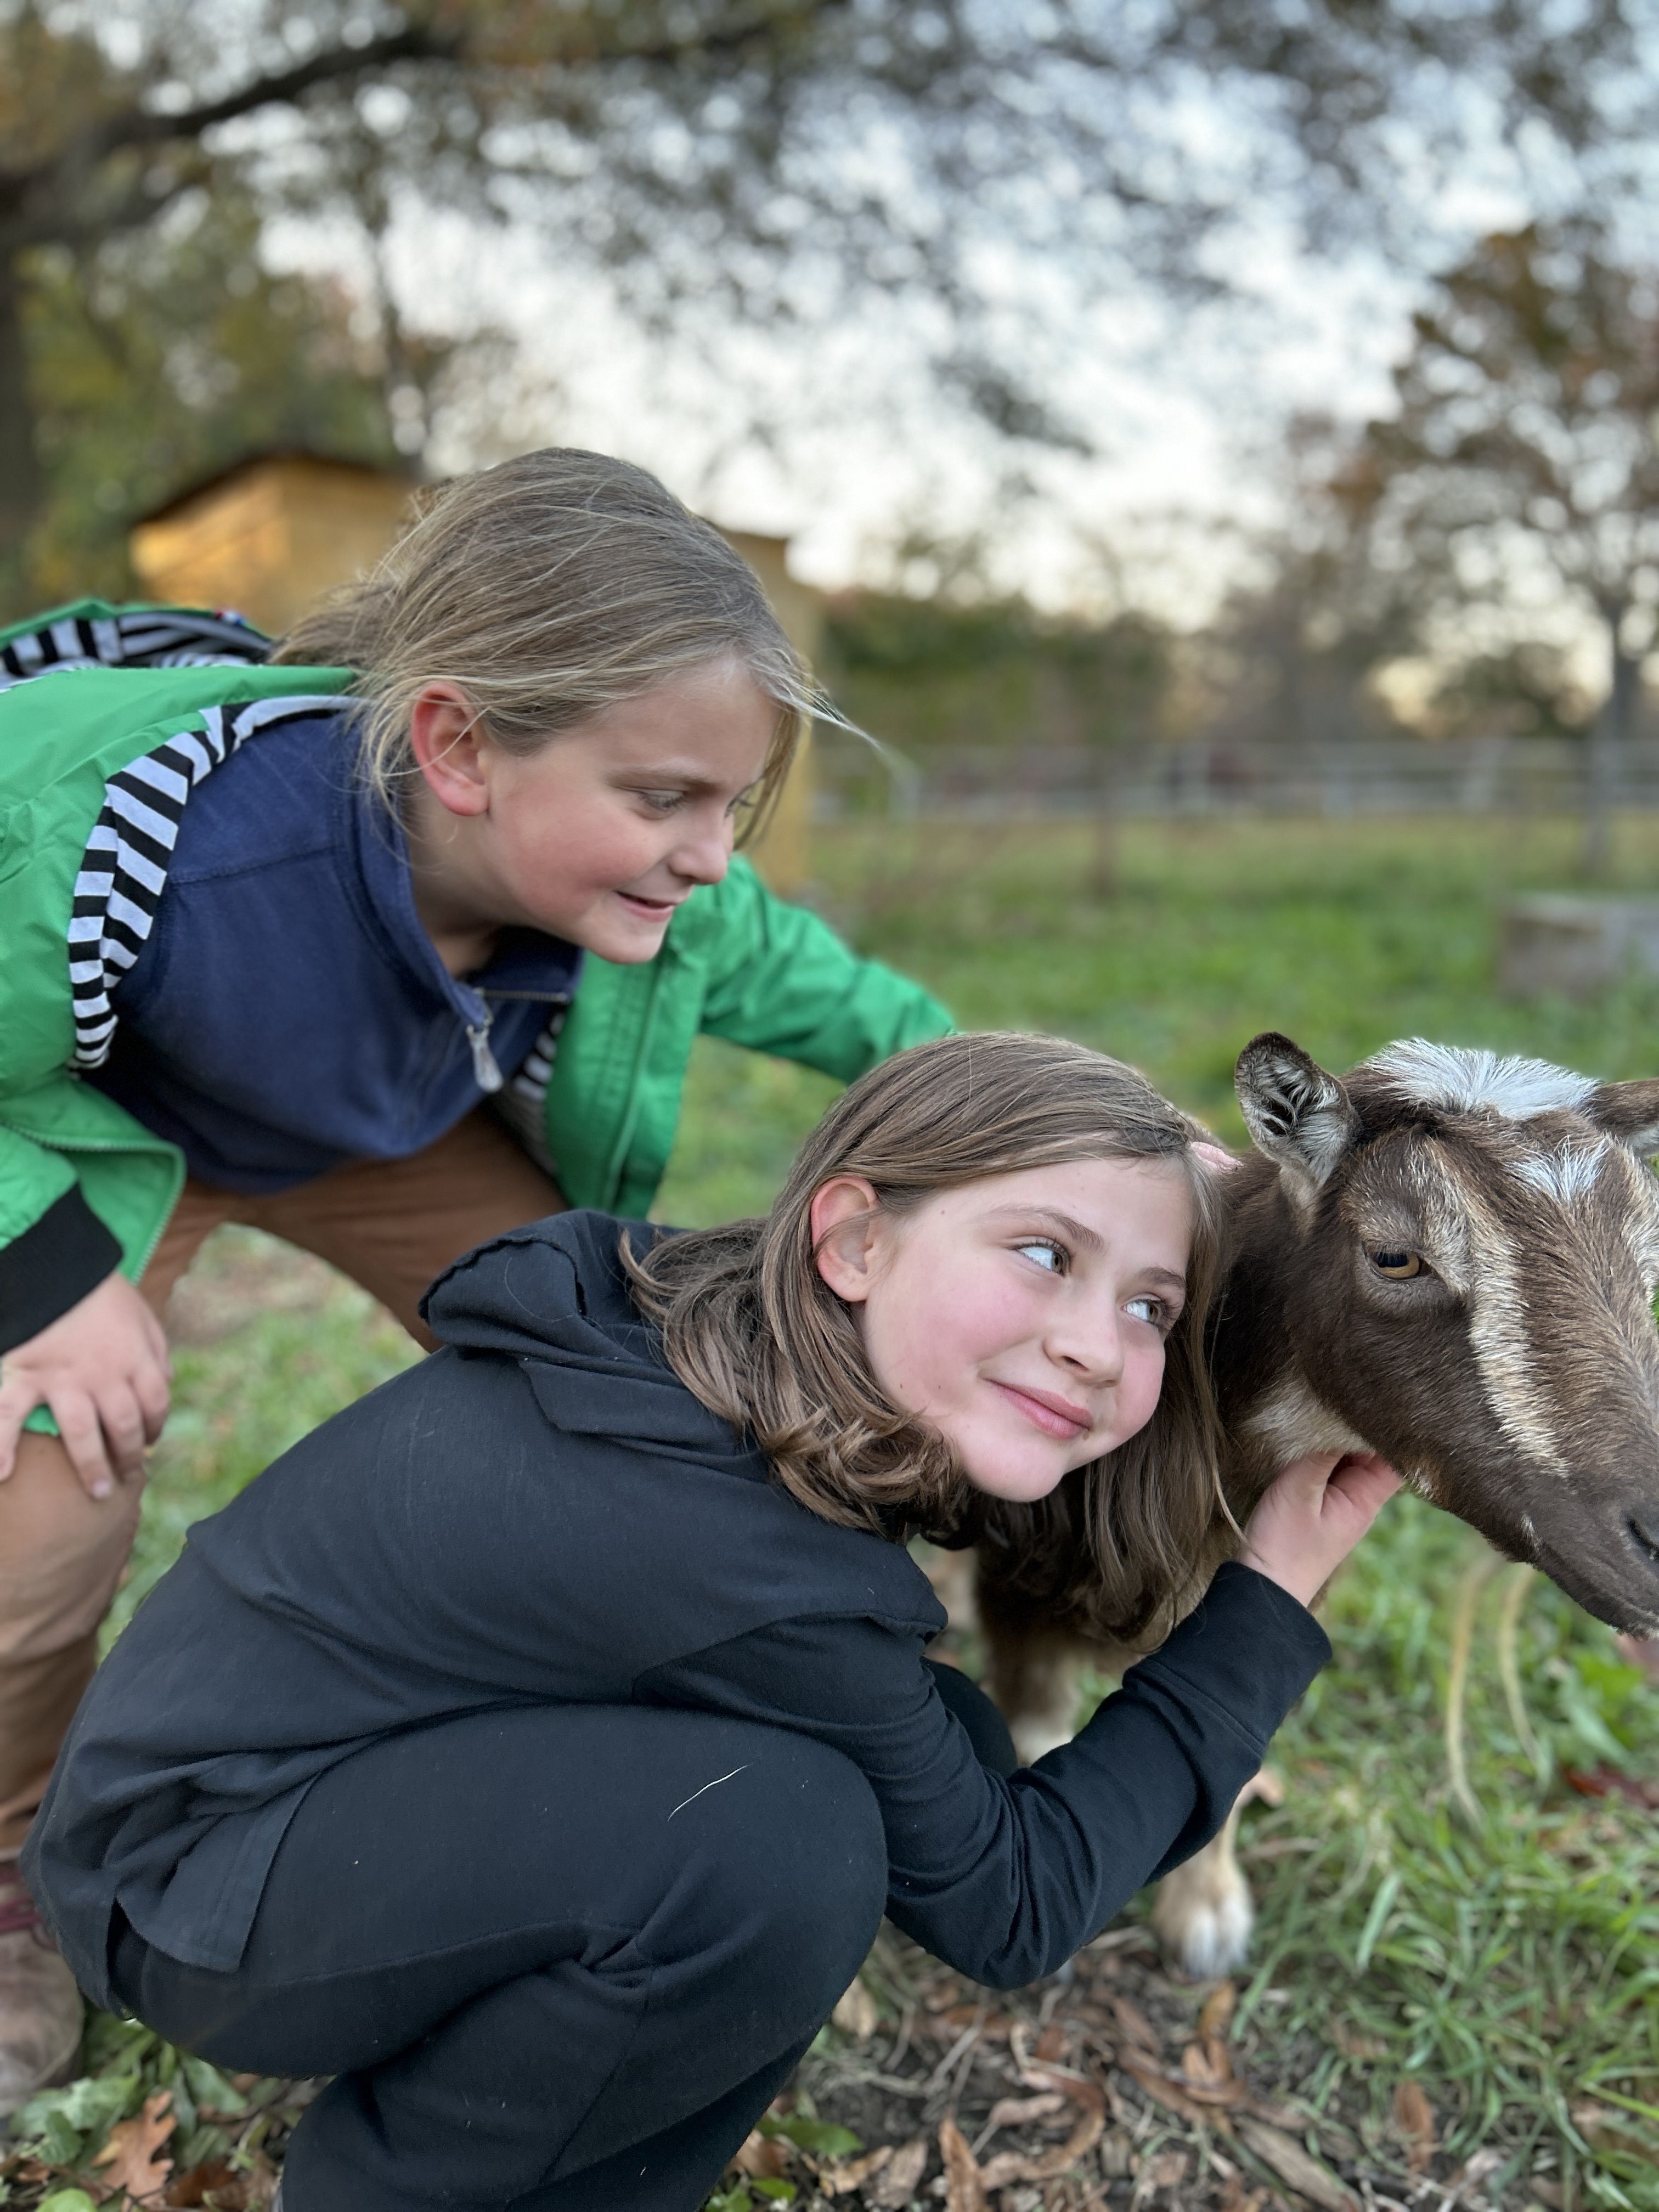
4,0,1657,593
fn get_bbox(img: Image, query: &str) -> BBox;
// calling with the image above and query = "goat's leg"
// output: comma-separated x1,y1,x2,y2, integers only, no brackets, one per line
1148,1768,1281,1978
974,1575,1093,1763
985,1627,1088,1765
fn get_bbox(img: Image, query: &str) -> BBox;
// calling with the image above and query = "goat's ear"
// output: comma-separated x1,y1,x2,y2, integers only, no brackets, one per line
1585,1080,1659,1160
1235,1032,1359,1198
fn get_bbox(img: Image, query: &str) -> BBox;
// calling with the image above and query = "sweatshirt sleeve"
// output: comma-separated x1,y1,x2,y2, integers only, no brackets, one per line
0,1152,122,1352
634,1561,1328,1989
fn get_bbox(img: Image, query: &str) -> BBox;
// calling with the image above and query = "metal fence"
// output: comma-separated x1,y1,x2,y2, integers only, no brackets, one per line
813,735,1659,820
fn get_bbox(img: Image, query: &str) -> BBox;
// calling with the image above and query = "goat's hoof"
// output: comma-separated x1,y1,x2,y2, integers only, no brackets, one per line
1151,1884,1254,1978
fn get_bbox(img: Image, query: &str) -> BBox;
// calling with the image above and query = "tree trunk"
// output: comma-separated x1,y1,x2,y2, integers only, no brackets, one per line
0,256,42,605
1582,605,1638,878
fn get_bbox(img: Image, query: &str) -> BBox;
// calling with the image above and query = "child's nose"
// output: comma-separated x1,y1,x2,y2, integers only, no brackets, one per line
670,812,735,885
1050,1299,1124,1385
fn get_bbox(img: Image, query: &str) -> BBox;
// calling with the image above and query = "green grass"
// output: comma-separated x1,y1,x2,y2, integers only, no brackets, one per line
34,811,1659,2205
1238,1504,1659,2207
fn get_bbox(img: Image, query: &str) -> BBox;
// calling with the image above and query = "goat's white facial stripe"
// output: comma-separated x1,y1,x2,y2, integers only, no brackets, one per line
1371,1040,1594,1121
1513,1144,1606,1205
1465,1203,1570,1478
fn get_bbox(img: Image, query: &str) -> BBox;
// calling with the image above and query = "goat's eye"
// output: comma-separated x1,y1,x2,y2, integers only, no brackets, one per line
1370,1249,1423,1279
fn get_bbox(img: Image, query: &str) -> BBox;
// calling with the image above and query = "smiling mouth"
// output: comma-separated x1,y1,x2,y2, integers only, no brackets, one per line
990,1380,1093,1441
616,891,681,917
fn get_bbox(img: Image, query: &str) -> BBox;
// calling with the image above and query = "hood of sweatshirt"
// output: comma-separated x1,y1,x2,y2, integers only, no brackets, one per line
420,1209,751,1462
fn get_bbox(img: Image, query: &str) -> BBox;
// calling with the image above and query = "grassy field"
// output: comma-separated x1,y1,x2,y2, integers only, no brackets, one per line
19,812,1659,2210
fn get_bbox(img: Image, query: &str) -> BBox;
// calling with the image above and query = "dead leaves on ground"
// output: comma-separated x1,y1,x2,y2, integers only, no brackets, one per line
4,2066,292,2209
92,2091,177,2202
765,1923,1520,2212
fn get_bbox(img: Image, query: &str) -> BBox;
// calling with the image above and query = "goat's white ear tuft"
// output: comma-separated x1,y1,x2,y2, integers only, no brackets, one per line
1235,1032,1359,1198
1585,1079,1659,1160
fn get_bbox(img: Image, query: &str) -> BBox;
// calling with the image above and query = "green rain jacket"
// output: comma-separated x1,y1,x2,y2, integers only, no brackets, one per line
0,602,952,1355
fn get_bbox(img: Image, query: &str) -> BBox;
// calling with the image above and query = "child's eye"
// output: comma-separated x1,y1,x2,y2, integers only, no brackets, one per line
634,789,685,816
1125,1294,1169,1328
1014,1240,1067,1274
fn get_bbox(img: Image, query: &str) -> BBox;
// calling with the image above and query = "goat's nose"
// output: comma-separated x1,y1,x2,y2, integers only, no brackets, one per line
1627,1503,1659,1567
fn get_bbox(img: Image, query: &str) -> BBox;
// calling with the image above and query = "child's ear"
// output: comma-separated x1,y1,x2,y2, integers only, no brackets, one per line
810,1177,885,1305
409,681,492,817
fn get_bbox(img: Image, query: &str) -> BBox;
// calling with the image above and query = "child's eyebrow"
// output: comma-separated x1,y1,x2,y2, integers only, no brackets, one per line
988,1205,1104,1254
613,763,760,798
988,1206,1188,1297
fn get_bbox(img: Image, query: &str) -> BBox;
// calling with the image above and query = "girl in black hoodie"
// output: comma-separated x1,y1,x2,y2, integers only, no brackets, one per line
26,1034,1397,2212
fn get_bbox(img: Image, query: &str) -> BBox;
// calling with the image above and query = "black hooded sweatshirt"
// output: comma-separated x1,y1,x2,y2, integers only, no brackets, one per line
27,1212,1329,2008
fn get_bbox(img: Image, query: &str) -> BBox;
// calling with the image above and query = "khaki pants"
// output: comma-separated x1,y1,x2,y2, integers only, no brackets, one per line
0,1111,562,1850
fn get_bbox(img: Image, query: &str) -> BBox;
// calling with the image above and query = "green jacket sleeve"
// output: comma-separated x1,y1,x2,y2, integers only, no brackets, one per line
542,858,953,1218
696,859,953,1077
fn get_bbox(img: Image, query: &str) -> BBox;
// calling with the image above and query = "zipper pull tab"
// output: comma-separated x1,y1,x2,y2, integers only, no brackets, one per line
467,1022,504,1093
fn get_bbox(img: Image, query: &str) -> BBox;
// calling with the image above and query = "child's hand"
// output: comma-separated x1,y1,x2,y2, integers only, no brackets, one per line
0,1272,171,1498
1238,1449,1403,1610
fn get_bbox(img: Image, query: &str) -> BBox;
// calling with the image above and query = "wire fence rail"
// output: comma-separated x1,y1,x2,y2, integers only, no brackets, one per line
814,735,1659,820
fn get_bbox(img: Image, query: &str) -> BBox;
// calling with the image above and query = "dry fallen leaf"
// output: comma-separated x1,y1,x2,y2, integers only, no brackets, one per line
980,2071,1107,2188
816,2145,893,2196
1198,1980,1239,2040
730,2130,789,2179
831,1974,881,2040
1118,2050,1229,2131
1329,2021,1386,2062
1392,2080,1438,2173
983,2092,1068,2134
164,2163,238,2209
92,2090,177,2204
1234,2116,1358,2212
938,2115,988,2212
868,2137,929,2208
1109,1994,1163,2052
1182,2037,1239,2095
1033,2022,1068,2062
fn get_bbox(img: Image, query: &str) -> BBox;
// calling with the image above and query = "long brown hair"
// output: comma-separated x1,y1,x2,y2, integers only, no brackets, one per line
273,447,821,836
626,1031,1229,1641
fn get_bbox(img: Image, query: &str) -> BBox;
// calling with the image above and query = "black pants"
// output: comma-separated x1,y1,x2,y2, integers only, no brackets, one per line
111,1667,1014,2212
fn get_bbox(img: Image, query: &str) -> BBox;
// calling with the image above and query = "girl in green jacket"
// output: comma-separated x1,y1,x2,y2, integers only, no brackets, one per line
0,449,950,2111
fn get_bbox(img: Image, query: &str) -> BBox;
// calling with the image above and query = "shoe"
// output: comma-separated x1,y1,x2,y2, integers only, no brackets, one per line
0,1859,83,2118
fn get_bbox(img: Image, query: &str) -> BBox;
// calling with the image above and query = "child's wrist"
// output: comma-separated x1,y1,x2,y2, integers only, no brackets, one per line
1235,1544,1319,1610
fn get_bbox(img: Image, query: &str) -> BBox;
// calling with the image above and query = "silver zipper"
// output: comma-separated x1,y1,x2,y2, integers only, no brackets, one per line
467,1021,504,1093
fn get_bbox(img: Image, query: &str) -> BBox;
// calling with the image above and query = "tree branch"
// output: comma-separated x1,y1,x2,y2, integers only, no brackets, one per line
0,21,459,247
83,23,461,162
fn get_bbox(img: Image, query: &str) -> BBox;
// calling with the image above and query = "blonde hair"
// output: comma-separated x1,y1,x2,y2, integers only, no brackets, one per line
626,1032,1230,1643
273,448,817,831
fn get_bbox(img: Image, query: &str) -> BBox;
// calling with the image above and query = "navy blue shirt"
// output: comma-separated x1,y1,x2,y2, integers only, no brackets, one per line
86,710,582,1192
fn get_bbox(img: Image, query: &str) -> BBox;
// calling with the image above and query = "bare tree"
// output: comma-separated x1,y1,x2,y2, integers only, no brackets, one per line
3,0,1655,588
1356,223,1659,872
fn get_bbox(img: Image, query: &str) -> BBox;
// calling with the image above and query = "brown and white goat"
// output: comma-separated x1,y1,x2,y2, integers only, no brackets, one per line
966,1032,1659,1974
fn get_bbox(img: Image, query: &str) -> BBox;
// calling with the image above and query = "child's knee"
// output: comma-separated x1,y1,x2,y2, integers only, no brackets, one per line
677,1734,886,2011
